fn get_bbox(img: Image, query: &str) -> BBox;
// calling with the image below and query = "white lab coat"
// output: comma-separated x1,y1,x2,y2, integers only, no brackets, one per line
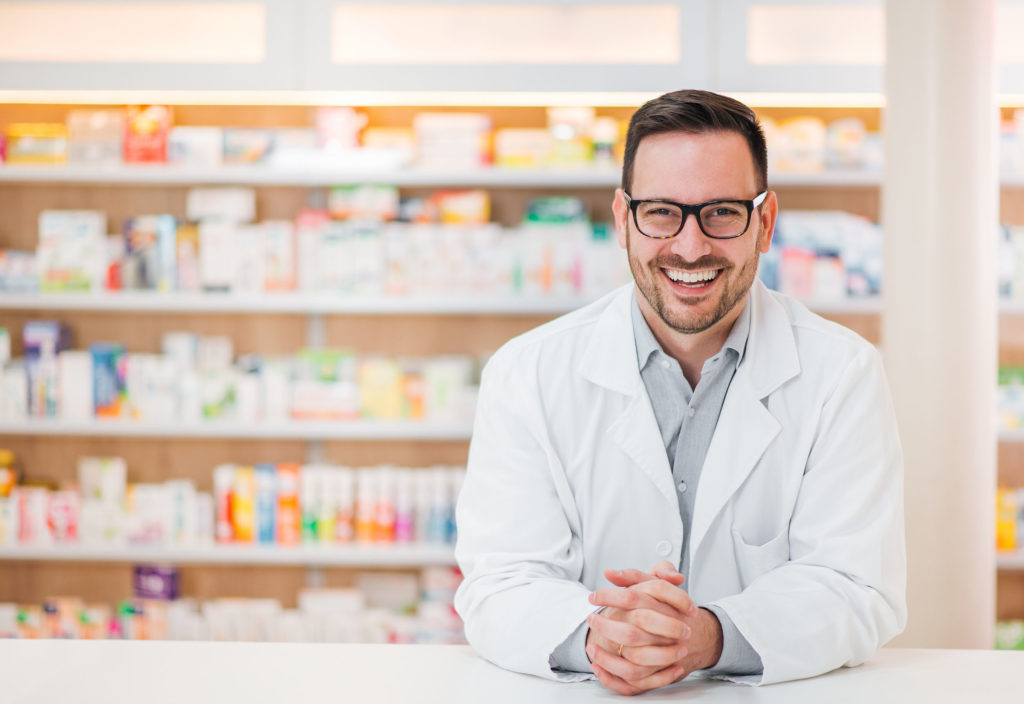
454,281,906,686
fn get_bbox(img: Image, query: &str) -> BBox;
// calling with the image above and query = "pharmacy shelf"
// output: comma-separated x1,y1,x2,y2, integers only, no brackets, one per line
0,163,887,188
0,543,456,567
0,291,598,315
0,291,884,316
999,429,1024,443
0,419,473,441
997,551,1024,571
0,163,622,188
800,297,882,314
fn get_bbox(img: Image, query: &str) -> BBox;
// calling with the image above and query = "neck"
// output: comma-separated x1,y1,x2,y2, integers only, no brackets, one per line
636,288,749,388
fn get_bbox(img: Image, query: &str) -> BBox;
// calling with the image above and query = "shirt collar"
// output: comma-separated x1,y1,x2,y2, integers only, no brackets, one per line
630,291,752,370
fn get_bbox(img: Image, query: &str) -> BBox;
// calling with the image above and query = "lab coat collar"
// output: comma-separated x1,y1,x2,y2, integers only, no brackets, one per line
580,280,798,399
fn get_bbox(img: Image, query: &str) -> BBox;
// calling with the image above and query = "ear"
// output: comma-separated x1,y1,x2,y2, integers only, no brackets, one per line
757,191,779,254
612,188,629,249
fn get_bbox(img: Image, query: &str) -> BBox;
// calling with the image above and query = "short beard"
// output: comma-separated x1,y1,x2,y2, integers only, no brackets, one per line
627,238,760,335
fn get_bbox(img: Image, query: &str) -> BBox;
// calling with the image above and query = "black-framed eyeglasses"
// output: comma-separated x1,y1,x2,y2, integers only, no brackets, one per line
623,191,768,240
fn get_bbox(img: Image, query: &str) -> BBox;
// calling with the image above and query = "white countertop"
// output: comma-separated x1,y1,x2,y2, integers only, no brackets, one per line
0,642,1020,703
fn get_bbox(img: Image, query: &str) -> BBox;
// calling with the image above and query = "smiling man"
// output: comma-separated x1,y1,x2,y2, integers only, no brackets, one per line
454,90,906,694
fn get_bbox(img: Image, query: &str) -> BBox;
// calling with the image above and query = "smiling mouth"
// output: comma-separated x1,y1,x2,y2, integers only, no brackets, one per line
662,267,722,289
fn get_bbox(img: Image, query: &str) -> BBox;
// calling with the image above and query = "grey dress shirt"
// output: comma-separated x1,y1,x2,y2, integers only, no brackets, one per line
550,294,763,676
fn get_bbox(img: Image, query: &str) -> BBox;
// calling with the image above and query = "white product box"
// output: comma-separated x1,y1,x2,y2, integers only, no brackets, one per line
187,187,256,223
78,456,127,505
199,220,237,291
168,127,224,167
37,210,108,292
57,350,93,421
233,224,266,293
0,363,28,422
263,220,296,291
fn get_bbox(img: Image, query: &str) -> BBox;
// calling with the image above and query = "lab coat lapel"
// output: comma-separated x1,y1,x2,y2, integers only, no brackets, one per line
580,286,677,507
688,282,800,562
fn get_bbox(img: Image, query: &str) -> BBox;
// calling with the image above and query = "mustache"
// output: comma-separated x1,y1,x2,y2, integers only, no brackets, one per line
652,255,732,271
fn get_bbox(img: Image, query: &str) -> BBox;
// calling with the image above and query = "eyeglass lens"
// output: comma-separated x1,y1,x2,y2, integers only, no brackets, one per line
635,201,749,238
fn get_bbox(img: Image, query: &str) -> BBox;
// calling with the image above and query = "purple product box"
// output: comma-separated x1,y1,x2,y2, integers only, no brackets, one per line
133,565,180,601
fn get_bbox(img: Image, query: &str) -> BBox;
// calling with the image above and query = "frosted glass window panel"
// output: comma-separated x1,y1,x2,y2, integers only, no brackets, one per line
0,2,266,63
330,3,681,64
998,4,1024,63
746,4,884,66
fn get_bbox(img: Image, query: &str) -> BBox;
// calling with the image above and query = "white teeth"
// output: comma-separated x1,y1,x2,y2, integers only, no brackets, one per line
665,268,718,283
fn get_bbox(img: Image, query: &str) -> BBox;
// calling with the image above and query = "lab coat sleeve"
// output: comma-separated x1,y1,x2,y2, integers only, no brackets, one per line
706,345,907,685
454,352,599,682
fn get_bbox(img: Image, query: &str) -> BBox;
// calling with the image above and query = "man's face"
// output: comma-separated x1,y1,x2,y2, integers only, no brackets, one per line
613,130,776,336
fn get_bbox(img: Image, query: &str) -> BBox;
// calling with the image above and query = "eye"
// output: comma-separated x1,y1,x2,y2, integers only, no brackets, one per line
709,205,742,217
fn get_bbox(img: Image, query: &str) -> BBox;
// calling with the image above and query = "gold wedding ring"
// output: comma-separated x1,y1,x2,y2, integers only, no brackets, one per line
618,643,624,658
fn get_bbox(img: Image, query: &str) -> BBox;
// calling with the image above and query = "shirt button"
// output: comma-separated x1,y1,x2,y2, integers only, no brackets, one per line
661,359,671,370
687,407,695,418
655,540,672,557
677,480,687,494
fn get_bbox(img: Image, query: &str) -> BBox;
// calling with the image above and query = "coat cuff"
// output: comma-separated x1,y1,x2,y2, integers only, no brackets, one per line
549,619,594,674
701,604,764,676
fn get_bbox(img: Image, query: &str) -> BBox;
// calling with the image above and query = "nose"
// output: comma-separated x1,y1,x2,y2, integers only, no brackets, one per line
668,211,713,262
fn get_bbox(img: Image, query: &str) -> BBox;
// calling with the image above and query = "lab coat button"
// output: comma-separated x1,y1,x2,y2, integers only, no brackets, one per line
655,540,672,556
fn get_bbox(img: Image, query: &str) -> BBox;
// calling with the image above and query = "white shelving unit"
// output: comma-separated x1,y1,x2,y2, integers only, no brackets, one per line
0,291,598,315
997,552,1024,571
0,291,885,316
0,164,622,188
0,419,473,441
0,543,456,567
0,163,888,188
999,429,1024,443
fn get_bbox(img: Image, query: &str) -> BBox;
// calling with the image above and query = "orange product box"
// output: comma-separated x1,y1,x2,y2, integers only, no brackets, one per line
231,466,255,542
276,463,302,546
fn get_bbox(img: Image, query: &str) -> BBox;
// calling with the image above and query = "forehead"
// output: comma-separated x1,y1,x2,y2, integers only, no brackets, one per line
631,130,758,202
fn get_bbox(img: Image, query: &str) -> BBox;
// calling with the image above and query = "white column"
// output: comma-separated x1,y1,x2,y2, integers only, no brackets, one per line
883,0,997,648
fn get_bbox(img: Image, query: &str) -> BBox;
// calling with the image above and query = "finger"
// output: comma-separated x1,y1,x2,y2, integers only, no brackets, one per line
605,568,657,588
590,662,643,697
587,639,662,684
590,586,690,623
649,562,686,586
620,642,688,669
624,662,690,693
626,607,692,641
587,610,676,648
591,584,693,616
629,579,698,616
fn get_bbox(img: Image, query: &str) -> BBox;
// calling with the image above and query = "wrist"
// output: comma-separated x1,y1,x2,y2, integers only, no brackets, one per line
695,607,724,670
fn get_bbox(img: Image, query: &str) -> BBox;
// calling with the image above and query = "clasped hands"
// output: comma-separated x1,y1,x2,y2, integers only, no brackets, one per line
584,560,724,696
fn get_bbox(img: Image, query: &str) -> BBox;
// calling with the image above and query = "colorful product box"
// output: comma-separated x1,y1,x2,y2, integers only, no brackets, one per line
133,565,180,601
124,106,172,163
5,123,67,164
231,466,255,543
90,343,126,418
123,215,177,291
23,321,71,418
254,464,277,545
275,463,301,546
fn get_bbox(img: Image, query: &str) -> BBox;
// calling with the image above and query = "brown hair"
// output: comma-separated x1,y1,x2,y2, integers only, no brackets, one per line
621,89,767,193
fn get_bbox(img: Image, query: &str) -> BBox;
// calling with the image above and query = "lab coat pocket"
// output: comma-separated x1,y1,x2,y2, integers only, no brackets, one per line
730,528,790,587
